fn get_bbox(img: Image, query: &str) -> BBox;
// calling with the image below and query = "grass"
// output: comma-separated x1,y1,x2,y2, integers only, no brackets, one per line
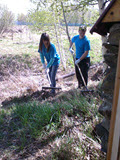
90,38,102,64
0,27,102,77
0,91,106,159
0,90,103,153
0,53,41,75
0,26,105,159
52,137,79,160
0,101,61,151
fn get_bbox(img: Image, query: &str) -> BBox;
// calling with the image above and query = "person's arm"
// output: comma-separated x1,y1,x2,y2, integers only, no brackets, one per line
47,58,55,68
75,51,89,65
46,44,56,68
80,51,89,61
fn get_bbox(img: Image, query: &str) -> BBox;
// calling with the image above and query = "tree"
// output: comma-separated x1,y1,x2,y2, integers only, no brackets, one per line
29,0,111,32
27,9,55,31
0,5,14,35
29,0,111,18
29,0,111,70
17,13,27,22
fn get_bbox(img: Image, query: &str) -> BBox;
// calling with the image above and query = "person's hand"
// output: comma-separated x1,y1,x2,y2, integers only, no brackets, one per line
69,48,74,54
42,63,46,69
75,59,81,65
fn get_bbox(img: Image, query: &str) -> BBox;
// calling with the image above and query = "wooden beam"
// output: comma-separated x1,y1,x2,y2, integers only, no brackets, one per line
111,88,120,159
55,72,75,81
118,140,120,159
107,40,120,160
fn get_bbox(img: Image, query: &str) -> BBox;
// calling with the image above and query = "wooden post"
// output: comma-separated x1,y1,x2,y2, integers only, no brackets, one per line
107,41,120,160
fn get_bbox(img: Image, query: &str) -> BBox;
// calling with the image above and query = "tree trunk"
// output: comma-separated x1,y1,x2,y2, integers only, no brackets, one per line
61,2,71,43
58,16,66,69
53,10,66,70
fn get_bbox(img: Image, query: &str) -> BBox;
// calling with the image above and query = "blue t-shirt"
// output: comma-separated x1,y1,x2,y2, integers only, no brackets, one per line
38,43,60,68
72,35,90,59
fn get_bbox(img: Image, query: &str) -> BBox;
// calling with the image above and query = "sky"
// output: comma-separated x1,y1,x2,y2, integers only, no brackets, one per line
0,0,36,16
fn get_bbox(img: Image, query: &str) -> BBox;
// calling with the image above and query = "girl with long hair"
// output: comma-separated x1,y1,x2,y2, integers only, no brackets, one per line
38,33,60,94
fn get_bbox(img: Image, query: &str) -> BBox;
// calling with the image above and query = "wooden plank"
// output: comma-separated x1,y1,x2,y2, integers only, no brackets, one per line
111,87,120,160
118,140,120,160
107,40,120,160
102,0,120,23
55,72,75,81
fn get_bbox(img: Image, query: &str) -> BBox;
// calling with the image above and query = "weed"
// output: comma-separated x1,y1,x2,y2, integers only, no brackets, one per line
52,137,78,160
13,102,60,133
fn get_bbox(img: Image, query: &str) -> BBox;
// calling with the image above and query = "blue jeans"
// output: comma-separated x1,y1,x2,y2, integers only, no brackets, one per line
49,64,59,92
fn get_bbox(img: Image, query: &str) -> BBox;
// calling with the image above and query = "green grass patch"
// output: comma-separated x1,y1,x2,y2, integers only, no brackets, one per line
12,102,61,137
0,101,61,150
0,89,103,155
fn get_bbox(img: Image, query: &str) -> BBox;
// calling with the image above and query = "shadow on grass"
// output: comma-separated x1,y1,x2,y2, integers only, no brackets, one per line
0,106,74,160
0,89,105,160
0,90,59,158
0,89,77,159
12,125,75,160
1,90,51,108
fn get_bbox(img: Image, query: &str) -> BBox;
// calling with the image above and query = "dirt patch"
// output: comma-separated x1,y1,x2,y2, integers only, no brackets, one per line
0,63,105,160
0,63,103,105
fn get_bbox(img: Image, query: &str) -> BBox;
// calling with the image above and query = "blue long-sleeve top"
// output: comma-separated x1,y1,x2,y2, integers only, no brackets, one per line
38,43,60,68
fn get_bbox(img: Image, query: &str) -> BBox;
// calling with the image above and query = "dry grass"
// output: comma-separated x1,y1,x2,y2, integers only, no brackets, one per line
0,26,105,160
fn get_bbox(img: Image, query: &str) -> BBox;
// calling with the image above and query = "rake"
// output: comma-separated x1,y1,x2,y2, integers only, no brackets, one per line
72,51,93,93
42,70,61,91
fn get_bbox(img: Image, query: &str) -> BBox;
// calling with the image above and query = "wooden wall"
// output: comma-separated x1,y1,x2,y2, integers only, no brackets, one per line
107,41,120,160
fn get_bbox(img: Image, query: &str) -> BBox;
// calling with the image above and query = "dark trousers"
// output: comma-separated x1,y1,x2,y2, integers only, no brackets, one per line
75,57,90,87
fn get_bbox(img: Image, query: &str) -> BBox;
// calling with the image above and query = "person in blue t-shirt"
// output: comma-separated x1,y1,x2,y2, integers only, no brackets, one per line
69,26,91,88
38,33,60,94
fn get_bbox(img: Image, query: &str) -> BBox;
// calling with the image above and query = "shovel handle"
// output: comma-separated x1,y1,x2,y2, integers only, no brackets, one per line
76,64,87,88
46,70,51,86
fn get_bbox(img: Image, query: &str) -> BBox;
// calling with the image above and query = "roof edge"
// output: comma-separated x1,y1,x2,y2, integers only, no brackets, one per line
90,0,116,35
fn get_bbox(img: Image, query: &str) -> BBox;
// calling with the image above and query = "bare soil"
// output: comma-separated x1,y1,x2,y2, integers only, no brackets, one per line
0,27,105,160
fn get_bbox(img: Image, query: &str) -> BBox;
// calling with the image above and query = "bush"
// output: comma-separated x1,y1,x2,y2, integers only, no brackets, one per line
0,5,15,34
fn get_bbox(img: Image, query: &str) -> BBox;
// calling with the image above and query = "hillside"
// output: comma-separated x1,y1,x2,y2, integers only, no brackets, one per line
0,26,106,160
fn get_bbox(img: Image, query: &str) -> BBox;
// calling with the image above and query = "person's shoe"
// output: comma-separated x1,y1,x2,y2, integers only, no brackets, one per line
77,86,81,89
77,84,82,89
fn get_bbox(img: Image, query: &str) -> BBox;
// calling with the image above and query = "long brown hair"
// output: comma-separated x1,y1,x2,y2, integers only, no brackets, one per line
39,33,50,52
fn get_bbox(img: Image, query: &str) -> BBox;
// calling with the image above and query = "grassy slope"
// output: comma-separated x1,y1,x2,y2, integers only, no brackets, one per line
0,26,105,159
0,90,105,159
